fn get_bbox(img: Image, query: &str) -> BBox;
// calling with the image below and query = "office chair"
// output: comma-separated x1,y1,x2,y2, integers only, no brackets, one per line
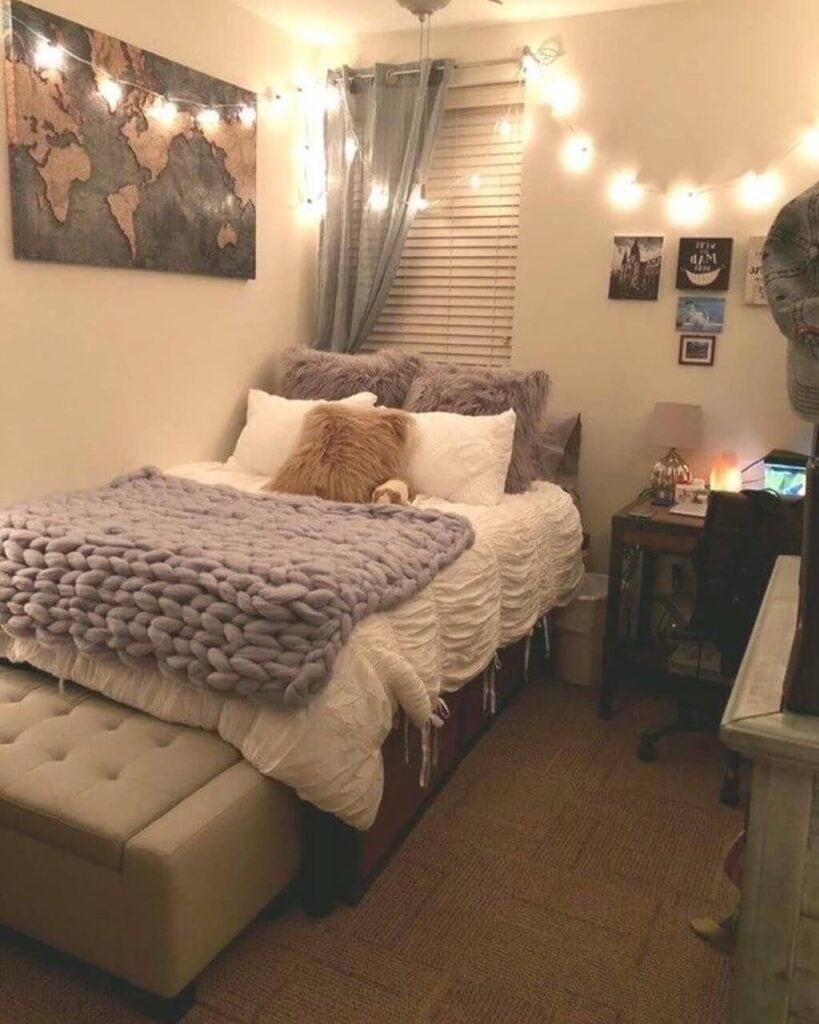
636,489,803,806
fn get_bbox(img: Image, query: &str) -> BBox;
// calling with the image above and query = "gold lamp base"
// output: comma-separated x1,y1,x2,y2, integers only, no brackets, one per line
650,447,692,505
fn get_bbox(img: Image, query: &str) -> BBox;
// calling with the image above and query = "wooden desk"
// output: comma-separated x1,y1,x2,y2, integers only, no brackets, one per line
598,498,705,719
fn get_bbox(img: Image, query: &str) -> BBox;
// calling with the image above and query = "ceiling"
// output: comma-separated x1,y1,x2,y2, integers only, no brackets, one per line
234,0,689,44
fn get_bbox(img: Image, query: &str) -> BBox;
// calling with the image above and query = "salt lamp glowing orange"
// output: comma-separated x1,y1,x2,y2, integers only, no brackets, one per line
710,452,743,492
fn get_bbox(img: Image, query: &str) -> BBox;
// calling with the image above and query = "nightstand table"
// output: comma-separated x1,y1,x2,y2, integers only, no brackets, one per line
598,498,705,719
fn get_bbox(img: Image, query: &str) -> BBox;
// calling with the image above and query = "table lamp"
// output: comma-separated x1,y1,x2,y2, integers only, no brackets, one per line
647,401,703,505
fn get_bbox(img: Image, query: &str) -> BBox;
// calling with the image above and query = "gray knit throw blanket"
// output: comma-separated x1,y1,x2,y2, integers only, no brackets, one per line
0,469,474,708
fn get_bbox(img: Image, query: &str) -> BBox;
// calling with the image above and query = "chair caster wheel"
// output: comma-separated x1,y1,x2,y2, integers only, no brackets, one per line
720,778,740,808
637,735,657,762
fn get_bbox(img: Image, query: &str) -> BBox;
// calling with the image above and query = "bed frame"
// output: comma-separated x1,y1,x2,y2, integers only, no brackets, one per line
300,627,544,916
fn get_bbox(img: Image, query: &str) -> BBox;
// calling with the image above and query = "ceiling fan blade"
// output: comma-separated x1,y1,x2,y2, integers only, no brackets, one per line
488,0,503,5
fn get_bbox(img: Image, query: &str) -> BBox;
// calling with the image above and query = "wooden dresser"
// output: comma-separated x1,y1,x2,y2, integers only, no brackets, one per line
721,555,819,1023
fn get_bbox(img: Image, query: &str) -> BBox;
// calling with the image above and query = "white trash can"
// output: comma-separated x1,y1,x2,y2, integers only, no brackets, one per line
553,572,609,687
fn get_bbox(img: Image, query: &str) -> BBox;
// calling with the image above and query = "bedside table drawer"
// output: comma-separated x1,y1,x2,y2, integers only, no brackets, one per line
622,527,699,555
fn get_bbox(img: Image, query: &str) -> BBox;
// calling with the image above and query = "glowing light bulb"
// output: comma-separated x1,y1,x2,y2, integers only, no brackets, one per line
521,52,541,80
97,77,122,111
542,72,580,118
608,172,644,210
369,184,389,212
410,186,429,213
196,108,220,129
667,187,709,225
239,105,257,126
344,137,358,162
298,196,326,220
561,134,593,173
148,100,178,125
34,40,63,71
264,89,286,112
497,118,513,138
802,127,819,159
738,171,781,209
469,173,482,189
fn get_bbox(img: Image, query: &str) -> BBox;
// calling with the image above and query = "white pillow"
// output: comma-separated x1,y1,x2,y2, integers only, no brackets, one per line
406,408,516,506
228,390,377,478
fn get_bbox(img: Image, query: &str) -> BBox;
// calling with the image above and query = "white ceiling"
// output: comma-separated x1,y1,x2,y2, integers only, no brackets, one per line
234,0,689,44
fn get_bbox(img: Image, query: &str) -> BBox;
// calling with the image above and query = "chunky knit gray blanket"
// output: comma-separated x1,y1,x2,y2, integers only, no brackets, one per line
0,469,474,708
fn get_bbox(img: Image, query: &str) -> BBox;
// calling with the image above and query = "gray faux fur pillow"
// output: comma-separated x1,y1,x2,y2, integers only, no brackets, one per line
404,364,549,493
533,412,582,488
279,348,422,408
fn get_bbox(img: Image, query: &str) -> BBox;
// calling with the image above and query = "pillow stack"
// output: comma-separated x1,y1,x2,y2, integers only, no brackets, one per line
233,349,550,507
403,362,549,494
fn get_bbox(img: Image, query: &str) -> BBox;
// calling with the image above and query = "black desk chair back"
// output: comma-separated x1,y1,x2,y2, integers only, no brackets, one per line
638,489,803,804
693,490,803,675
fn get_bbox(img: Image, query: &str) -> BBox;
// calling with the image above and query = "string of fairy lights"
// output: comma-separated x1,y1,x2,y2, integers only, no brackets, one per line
14,9,819,223
518,46,819,223
308,38,819,223
12,13,259,125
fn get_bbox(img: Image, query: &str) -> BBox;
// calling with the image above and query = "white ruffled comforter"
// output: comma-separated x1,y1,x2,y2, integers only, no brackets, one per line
0,463,583,828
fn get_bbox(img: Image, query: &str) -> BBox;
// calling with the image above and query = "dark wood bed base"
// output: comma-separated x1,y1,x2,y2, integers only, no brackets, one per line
301,626,546,916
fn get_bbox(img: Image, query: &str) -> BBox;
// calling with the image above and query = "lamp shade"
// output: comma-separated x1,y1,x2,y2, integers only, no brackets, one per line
647,402,703,450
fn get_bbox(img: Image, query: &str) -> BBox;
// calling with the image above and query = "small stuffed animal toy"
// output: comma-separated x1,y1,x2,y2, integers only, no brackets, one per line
371,479,411,505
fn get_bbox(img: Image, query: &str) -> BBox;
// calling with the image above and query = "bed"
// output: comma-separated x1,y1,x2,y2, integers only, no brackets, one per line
0,354,585,909
172,461,584,907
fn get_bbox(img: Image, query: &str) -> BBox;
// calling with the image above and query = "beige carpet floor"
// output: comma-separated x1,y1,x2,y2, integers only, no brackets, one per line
0,679,743,1024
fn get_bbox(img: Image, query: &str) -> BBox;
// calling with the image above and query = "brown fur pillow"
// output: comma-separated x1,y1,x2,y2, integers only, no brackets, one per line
271,405,414,504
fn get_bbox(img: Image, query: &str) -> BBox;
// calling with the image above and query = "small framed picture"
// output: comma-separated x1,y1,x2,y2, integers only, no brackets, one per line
745,236,767,306
676,238,733,291
679,334,716,366
608,235,663,300
675,295,725,333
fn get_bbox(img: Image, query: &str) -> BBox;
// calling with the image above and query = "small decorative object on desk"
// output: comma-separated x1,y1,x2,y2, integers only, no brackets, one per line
647,401,704,505
709,452,743,492
675,480,709,504
671,479,709,518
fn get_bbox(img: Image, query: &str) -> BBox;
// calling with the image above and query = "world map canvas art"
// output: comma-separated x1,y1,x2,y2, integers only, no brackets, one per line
3,0,257,278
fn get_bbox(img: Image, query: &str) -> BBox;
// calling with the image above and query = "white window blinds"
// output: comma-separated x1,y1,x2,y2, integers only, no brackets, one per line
363,80,525,366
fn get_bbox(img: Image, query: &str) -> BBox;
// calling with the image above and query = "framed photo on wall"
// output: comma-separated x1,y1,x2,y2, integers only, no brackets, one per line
608,236,663,300
679,334,716,366
745,236,768,305
676,238,733,291
675,295,725,334
4,0,258,279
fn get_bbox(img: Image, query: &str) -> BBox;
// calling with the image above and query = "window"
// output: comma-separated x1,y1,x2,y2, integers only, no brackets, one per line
363,80,525,366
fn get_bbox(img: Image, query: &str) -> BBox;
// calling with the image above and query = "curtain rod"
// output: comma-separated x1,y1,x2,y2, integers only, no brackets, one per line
346,57,521,83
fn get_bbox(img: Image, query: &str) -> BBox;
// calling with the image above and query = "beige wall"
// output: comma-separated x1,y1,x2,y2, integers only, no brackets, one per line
359,0,815,569
0,0,322,505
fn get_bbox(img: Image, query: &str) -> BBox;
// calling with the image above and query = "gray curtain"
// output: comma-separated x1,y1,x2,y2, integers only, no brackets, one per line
314,60,455,353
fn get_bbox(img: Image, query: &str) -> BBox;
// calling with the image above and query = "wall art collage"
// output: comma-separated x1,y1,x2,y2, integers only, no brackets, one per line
607,234,768,367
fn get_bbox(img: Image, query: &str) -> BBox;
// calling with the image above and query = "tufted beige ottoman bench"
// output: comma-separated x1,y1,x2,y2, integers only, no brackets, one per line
0,663,300,1021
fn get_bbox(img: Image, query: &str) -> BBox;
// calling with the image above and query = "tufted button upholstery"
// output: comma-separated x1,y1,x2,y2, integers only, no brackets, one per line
0,665,240,869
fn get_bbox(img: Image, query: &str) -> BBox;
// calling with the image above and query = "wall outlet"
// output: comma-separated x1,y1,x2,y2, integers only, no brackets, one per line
671,562,687,594
655,556,693,596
